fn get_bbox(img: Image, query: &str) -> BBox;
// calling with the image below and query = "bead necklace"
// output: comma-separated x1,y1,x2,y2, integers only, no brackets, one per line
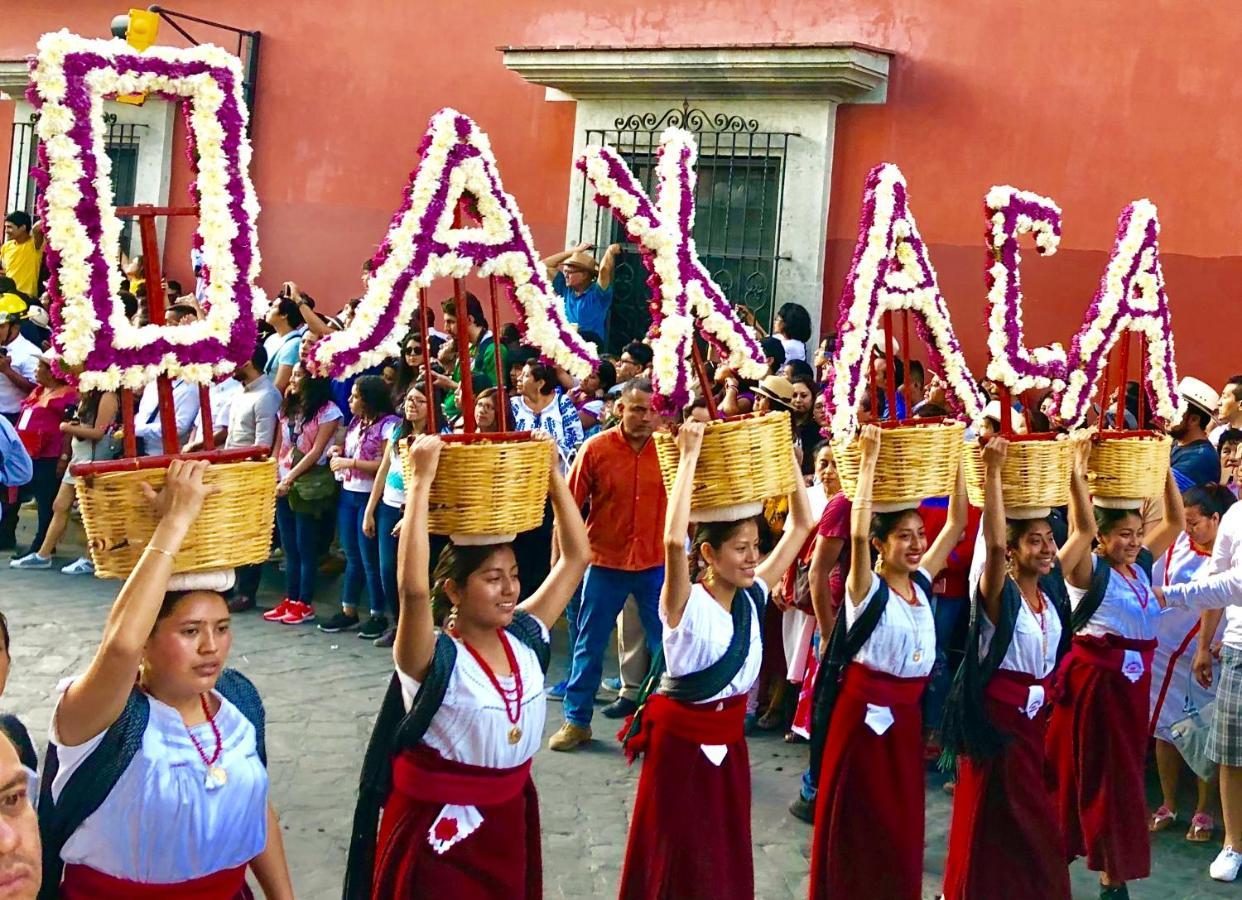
1018,584,1050,657
1116,564,1151,611
887,577,927,663
457,628,525,745
186,693,228,790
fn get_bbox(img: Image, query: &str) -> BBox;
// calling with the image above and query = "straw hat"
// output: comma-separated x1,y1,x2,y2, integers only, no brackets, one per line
1178,376,1220,419
754,375,794,411
563,250,598,273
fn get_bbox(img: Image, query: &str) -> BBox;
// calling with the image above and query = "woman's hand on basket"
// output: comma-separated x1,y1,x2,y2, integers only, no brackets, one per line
857,423,881,461
409,434,444,482
528,431,560,475
140,458,219,524
677,420,706,457
1071,429,1093,476
982,436,1009,470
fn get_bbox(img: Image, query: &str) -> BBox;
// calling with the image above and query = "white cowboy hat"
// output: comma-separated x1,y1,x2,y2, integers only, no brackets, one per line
1178,377,1220,419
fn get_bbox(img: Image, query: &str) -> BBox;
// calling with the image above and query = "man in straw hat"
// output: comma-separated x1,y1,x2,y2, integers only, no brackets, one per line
542,242,621,342
1172,376,1222,491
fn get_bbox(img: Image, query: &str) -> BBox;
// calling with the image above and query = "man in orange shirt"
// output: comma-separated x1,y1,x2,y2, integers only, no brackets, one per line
549,378,667,751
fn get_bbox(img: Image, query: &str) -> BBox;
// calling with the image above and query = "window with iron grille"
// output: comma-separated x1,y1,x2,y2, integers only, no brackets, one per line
575,106,792,355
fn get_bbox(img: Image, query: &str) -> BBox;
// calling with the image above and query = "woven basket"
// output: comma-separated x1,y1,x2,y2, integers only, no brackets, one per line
1088,434,1171,506
74,458,277,579
963,437,1073,514
834,421,966,509
402,435,551,540
653,413,798,521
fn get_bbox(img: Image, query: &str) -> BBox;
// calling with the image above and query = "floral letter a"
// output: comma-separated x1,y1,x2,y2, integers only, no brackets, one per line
578,128,767,412
308,109,597,380
828,163,984,436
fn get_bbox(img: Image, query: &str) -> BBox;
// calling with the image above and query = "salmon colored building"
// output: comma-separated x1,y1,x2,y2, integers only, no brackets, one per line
1,1,1237,383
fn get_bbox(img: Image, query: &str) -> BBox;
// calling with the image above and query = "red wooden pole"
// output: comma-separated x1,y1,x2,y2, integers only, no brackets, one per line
488,275,509,432
1114,331,1131,430
72,445,268,478
690,341,719,419
1098,343,1113,431
451,203,476,434
136,213,180,456
869,346,879,422
198,384,215,450
120,388,137,458
999,385,1014,435
901,309,913,419
418,287,437,435
1137,333,1148,430
882,310,898,422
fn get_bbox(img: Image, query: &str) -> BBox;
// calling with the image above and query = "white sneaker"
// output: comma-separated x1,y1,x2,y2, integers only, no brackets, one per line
60,556,94,576
1210,845,1242,881
9,552,51,570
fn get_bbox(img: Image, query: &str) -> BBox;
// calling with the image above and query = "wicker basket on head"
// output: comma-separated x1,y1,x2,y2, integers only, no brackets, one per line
834,421,966,510
1088,433,1171,508
73,458,278,579
653,413,798,522
402,435,551,542
963,437,1073,515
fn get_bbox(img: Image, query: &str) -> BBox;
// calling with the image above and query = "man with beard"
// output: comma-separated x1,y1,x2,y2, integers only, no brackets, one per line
1172,377,1222,491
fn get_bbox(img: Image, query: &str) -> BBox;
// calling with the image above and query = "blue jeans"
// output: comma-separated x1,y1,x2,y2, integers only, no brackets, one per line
338,488,383,616
275,495,325,604
375,502,402,618
564,565,664,727
924,595,965,731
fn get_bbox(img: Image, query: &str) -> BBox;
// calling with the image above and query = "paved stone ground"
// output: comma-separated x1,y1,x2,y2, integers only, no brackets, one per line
0,516,1238,898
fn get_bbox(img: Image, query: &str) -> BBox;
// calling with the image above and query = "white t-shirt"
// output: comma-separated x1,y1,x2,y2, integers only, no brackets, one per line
396,618,549,769
1163,503,1242,649
1066,561,1160,641
780,336,806,363
49,679,268,883
662,578,769,703
845,569,936,678
381,419,406,508
0,333,40,414
979,584,1062,679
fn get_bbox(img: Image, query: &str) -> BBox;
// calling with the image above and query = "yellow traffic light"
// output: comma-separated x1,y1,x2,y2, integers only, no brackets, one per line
124,9,160,51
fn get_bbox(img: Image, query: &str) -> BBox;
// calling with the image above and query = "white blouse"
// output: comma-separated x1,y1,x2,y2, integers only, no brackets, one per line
979,587,1062,679
845,569,936,678
397,619,549,770
48,679,268,884
662,578,768,704
1067,560,1161,641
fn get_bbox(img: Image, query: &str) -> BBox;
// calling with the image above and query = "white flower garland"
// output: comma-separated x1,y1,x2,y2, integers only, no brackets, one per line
30,30,262,391
829,164,984,436
308,108,596,380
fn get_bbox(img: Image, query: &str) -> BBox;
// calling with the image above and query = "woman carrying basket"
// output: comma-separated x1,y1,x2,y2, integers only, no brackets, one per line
616,420,813,900
939,437,1072,899
1045,441,1184,899
37,459,293,899
345,433,589,899
808,424,967,900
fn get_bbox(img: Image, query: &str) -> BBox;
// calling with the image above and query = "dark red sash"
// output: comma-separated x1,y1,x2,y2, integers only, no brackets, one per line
838,661,928,707
621,693,746,760
1051,634,1156,704
391,745,531,807
60,863,249,900
985,668,1048,709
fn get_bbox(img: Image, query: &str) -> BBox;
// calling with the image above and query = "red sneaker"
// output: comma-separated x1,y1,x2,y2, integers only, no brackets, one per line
262,599,293,622
280,601,316,624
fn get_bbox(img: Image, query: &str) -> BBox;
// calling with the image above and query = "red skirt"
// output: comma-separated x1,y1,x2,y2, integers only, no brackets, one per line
60,863,252,899
619,693,752,900
1045,634,1156,882
372,745,541,899
809,663,928,900
942,670,1070,900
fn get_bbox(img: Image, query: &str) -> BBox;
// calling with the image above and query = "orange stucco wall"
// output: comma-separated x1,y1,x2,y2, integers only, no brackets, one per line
2,1,1237,385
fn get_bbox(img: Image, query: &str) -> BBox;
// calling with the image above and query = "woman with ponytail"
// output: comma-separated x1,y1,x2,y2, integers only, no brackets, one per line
616,420,814,900
808,424,967,900
1045,439,1184,900
940,437,1072,899
344,433,588,899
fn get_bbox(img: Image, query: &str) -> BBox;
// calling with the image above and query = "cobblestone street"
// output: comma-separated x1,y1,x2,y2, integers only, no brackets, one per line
0,522,1236,898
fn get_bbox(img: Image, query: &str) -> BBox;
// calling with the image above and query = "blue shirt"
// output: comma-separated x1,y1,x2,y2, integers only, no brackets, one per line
553,271,613,340
1171,439,1221,491
0,415,33,519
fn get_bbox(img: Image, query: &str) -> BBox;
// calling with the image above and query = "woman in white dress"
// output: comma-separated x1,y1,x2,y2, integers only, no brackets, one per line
1149,483,1237,841
346,434,588,899
40,459,292,899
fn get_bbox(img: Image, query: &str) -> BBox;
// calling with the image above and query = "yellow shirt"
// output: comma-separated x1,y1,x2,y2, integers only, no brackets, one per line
0,238,42,297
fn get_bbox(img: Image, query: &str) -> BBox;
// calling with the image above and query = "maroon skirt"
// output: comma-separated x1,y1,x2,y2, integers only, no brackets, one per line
942,669,1070,900
619,693,752,900
809,663,928,900
372,745,541,899
1045,634,1156,882
60,863,252,899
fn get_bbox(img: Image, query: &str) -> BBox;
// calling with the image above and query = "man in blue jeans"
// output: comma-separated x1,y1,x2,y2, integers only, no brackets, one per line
549,378,666,751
